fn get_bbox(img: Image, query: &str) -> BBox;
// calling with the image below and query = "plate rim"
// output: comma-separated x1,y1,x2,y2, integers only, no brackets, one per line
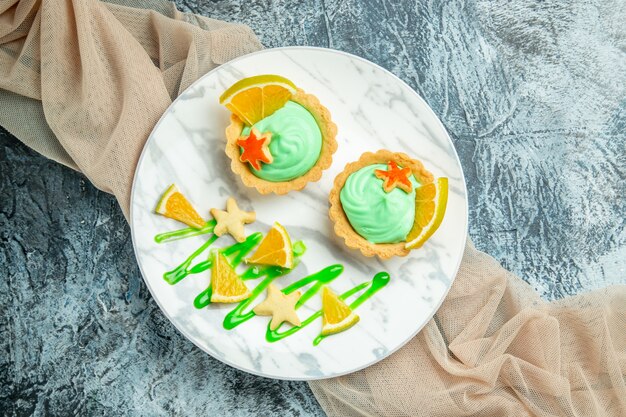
129,46,468,381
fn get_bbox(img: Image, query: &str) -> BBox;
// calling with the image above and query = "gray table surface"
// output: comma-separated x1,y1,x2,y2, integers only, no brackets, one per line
2,1,624,415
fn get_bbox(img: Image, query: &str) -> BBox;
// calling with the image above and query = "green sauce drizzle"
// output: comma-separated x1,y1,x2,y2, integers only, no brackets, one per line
312,272,390,345
163,232,262,286
163,234,219,285
155,223,390,345
154,220,216,244
269,271,390,345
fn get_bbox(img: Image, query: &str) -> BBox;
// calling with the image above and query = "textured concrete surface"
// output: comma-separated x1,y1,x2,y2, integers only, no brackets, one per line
2,0,625,415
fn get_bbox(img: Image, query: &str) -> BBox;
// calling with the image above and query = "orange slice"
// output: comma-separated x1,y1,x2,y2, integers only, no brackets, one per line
405,177,449,249
246,222,294,269
155,184,205,229
219,75,297,125
321,287,360,336
211,251,251,303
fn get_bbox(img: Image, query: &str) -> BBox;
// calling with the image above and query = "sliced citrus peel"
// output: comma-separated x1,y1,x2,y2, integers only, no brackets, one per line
219,75,297,125
237,128,273,170
374,160,413,193
210,251,251,303
321,287,360,336
155,184,205,229
246,222,294,269
405,177,449,249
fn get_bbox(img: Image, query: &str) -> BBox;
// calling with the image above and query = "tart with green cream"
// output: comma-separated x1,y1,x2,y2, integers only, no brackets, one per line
329,150,449,259
220,75,337,194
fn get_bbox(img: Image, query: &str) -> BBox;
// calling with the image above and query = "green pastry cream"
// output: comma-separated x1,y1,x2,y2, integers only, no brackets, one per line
241,101,322,182
340,164,419,244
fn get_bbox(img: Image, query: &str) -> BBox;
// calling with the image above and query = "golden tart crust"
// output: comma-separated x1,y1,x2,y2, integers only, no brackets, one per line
328,150,434,259
224,89,338,194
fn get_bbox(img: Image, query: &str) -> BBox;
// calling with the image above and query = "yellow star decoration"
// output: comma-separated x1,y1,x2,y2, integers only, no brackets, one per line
253,284,301,330
210,197,256,242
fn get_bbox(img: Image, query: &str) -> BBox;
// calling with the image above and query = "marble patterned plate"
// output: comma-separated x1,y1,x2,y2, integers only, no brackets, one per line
130,47,467,380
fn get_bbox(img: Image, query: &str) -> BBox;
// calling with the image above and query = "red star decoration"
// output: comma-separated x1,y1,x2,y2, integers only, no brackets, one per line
374,161,413,193
237,128,273,170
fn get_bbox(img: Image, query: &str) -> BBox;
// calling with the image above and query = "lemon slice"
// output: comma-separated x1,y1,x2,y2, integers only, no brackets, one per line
219,75,297,125
211,251,251,303
321,287,360,336
405,177,449,249
155,184,205,229
246,222,294,269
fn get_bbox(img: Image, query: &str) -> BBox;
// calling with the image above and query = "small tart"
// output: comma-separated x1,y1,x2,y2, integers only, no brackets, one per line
329,150,434,259
225,89,338,194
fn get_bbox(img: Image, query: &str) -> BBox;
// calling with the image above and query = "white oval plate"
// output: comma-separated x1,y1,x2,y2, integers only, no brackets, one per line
130,47,467,380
